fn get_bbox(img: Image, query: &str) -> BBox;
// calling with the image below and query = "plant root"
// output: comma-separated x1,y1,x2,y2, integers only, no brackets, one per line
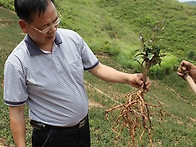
105,89,163,147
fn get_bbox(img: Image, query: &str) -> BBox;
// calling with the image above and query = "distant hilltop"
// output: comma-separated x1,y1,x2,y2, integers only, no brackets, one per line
182,1,196,5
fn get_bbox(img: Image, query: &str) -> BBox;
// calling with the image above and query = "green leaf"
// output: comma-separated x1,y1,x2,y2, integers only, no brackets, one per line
134,52,145,58
147,53,154,60
134,56,143,65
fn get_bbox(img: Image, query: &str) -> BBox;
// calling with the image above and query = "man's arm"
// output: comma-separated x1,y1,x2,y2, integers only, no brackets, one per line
9,105,26,147
89,63,151,90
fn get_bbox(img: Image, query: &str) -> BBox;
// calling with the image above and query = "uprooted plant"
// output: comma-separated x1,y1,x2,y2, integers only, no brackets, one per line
105,21,165,147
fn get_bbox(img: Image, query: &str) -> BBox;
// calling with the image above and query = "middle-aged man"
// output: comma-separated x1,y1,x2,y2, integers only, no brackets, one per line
4,0,151,146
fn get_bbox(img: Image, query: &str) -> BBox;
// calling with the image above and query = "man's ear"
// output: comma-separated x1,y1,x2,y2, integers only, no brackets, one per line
18,19,28,33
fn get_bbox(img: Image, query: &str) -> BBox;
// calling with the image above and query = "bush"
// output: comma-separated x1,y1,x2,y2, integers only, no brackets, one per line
0,0,14,10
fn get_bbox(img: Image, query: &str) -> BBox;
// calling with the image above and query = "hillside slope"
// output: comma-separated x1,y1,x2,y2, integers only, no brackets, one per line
56,0,196,75
0,2,196,146
97,0,196,54
1,0,196,73
185,1,196,5
96,0,196,70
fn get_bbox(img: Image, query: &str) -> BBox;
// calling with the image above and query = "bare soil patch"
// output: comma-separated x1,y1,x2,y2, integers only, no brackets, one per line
89,100,103,108
0,18,15,28
0,139,6,147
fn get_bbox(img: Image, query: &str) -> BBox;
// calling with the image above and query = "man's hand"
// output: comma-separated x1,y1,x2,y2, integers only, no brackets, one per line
127,73,151,91
177,60,196,83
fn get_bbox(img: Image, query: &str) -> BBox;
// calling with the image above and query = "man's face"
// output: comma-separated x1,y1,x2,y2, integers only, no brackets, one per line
25,1,59,48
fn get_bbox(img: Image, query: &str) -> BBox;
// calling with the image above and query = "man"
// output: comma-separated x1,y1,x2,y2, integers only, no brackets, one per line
177,60,196,83
4,0,151,146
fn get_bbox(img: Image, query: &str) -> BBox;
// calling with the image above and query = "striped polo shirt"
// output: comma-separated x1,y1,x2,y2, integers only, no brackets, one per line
4,28,99,127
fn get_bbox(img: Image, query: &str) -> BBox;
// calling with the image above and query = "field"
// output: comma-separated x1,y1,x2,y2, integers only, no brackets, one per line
0,0,196,146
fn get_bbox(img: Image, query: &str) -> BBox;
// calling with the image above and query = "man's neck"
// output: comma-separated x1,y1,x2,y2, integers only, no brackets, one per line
38,42,54,53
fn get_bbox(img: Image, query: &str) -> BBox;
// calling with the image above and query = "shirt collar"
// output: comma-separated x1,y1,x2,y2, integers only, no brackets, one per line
24,32,62,56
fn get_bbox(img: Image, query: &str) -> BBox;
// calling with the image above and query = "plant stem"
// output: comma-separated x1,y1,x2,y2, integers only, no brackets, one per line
142,60,151,90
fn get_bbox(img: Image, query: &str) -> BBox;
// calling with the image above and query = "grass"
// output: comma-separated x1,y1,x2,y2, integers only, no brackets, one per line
55,0,140,57
0,2,196,147
86,74,196,146
85,55,196,146
55,0,196,75
1,0,196,72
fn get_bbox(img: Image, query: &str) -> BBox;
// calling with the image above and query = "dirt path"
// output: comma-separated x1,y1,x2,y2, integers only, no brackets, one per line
0,139,6,147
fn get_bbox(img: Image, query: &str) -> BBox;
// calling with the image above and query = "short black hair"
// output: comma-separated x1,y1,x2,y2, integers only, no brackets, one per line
14,0,55,22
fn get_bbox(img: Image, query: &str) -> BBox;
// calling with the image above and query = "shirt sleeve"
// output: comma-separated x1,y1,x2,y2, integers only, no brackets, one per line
4,60,28,106
76,33,99,70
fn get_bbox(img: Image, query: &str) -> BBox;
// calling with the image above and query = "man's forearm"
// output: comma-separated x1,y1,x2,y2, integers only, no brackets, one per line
90,63,129,84
9,105,26,147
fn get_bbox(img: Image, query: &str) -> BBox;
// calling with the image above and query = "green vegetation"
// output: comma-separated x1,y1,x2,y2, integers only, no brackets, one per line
1,0,196,73
0,0,196,146
0,0,14,10
96,0,196,73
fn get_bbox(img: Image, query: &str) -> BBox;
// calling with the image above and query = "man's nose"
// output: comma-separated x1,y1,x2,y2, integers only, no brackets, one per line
48,25,57,34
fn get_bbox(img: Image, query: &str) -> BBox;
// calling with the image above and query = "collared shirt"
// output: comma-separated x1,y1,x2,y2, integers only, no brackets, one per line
4,28,99,127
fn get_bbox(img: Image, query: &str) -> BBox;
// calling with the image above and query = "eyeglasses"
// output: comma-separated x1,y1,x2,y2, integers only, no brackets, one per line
28,11,61,34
